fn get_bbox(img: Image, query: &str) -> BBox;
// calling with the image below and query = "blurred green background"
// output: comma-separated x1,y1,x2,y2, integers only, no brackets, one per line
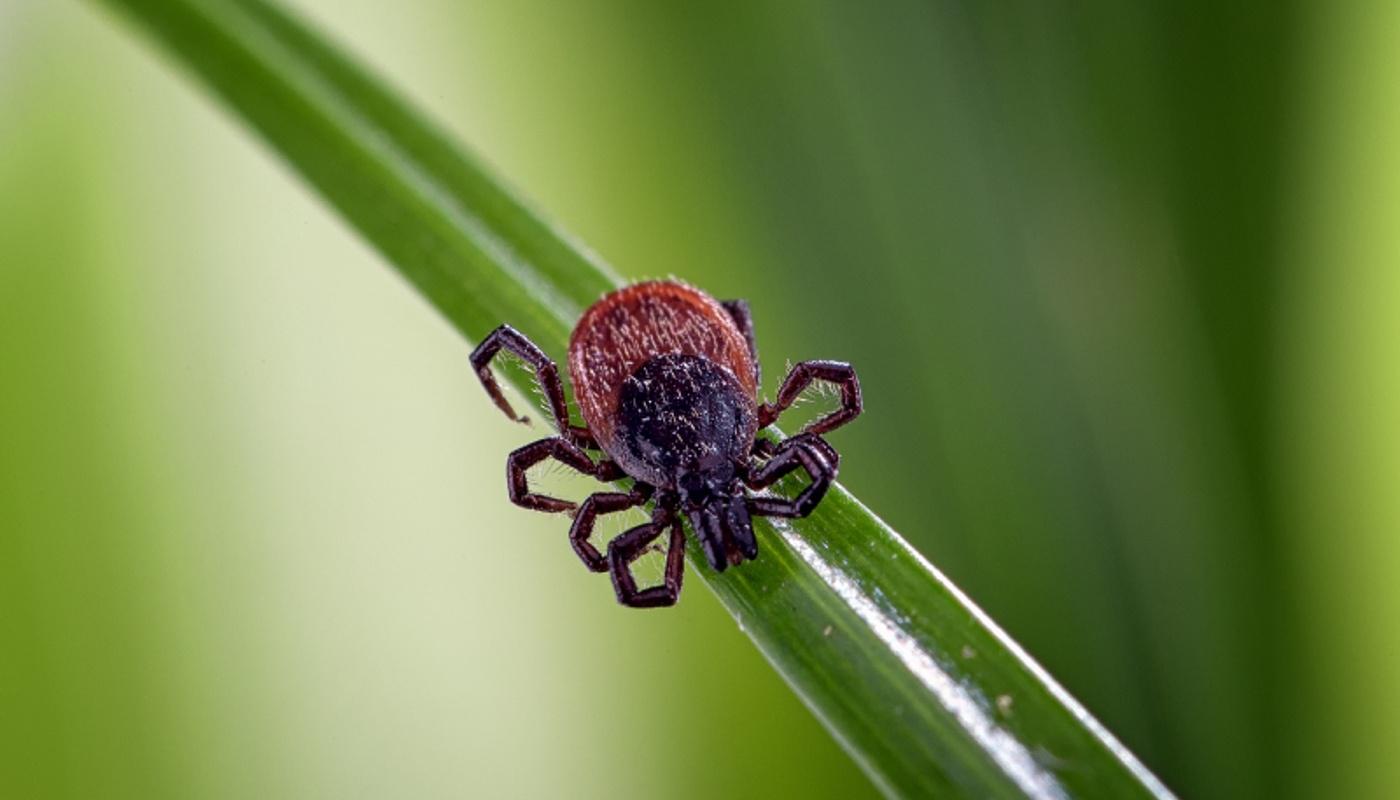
2,1,1398,797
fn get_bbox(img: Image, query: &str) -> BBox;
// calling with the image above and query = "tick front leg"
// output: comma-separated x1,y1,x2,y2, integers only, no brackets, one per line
752,432,839,472
568,486,653,572
607,508,686,608
506,436,612,513
745,433,838,518
758,360,861,435
470,324,590,443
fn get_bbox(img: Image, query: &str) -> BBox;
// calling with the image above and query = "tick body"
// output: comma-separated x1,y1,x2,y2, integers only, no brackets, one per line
470,280,861,608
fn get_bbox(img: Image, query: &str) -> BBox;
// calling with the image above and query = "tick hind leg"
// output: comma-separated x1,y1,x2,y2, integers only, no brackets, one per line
758,360,862,436
470,324,591,443
568,486,653,571
745,433,838,518
608,507,686,608
506,436,624,514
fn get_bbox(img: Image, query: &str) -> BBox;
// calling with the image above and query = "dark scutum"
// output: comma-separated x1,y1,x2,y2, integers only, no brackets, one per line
612,354,756,491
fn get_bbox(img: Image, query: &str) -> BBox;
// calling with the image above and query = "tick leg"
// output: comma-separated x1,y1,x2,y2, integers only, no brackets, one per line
569,486,653,572
507,436,613,513
608,508,686,608
470,324,592,443
757,360,861,435
721,299,760,387
753,433,839,472
745,433,838,518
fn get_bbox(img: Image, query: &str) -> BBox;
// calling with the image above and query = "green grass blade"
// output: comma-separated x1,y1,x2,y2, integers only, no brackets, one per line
90,0,1175,796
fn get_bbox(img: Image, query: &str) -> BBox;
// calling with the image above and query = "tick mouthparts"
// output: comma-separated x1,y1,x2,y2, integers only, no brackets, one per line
689,506,727,572
689,496,757,573
722,495,758,561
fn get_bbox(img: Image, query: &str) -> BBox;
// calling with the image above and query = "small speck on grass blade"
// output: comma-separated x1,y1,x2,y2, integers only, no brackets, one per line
90,0,1175,796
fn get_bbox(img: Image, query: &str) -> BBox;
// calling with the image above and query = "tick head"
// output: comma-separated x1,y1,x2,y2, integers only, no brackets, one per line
679,472,757,573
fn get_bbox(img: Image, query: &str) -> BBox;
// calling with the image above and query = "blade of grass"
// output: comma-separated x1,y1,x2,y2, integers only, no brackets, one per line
90,0,1174,796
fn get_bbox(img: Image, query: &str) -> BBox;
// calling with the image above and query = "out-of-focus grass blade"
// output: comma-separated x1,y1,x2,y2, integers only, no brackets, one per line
91,0,1174,796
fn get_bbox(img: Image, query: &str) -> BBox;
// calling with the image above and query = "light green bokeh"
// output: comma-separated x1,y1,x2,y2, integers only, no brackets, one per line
1284,0,1400,796
1,2,868,798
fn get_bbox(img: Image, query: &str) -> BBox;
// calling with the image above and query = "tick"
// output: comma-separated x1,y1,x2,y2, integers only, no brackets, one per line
470,280,861,608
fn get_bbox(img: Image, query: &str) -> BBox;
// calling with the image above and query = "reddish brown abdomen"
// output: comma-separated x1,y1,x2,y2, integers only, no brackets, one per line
568,281,757,454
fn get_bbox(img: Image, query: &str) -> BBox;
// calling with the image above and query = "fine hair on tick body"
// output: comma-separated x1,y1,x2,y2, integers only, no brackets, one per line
470,279,862,608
